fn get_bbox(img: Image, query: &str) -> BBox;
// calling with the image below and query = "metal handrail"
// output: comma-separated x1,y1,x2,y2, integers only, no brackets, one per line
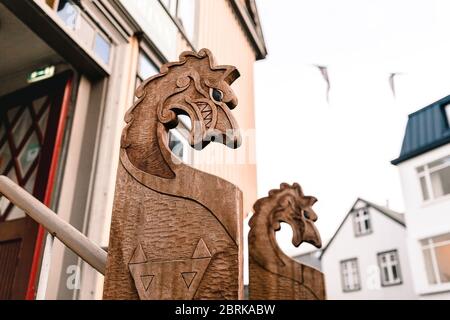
0,175,107,275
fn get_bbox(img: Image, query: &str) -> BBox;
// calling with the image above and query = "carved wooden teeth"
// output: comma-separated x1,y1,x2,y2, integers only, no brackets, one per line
200,103,213,128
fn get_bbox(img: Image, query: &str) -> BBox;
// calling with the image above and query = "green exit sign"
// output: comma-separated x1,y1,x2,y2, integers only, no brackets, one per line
27,66,55,83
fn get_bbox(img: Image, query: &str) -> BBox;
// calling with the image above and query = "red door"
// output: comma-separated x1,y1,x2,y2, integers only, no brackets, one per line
0,71,72,299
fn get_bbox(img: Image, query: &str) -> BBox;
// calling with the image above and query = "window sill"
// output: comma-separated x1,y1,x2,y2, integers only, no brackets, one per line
420,193,450,208
418,282,450,296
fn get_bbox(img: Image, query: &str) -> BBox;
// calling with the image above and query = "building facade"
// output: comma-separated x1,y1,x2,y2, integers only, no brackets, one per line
320,198,417,299
392,97,450,299
0,0,266,300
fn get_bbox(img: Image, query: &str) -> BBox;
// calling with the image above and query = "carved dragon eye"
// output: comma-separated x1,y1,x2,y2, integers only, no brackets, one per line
303,210,311,220
210,88,224,103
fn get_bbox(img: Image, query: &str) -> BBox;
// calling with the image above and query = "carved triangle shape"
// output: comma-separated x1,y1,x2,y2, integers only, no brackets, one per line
192,238,211,259
140,275,154,291
130,243,147,264
181,272,197,288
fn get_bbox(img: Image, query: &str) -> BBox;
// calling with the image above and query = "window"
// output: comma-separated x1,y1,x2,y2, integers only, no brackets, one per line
56,0,79,30
416,156,450,202
421,233,450,285
45,0,112,65
93,33,111,65
353,208,371,236
340,259,361,292
161,0,197,42
377,250,402,286
135,51,159,90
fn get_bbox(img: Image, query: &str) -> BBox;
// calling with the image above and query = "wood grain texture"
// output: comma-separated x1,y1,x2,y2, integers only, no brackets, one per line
103,49,244,300
248,183,326,300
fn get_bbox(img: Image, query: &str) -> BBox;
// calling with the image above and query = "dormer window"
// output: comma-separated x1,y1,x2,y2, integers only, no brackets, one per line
416,156,450,202
353,208,371,236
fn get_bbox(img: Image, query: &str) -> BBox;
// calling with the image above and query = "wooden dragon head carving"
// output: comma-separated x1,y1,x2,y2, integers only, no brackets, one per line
251,182,321,250
248,183,325,300
123,48,241,150
121,49,242,178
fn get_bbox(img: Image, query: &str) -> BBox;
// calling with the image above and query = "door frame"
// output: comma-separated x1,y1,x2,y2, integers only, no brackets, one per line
0,71,73,299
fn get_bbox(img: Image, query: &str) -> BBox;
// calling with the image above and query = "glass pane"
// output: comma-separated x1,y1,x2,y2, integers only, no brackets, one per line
430,166,450,198
138,52,158,80
0,184,10,218
417,165,425,173
18,132,40,175
392,265,398,280
57,0,79,30
94,33,111,65
364,218,370,232
178,114,192,131
390,253,396,262
383,266,389,282
422,248,437,284
32,96,48,116
6,166,17,183
419,176,430,201
356,221,361,234
39,109,50,136
0,142,11,174
7,105,21,122
12,109,32,147
435,244,450,283
5,206,26,221
24,169,36,194
429,155,450,169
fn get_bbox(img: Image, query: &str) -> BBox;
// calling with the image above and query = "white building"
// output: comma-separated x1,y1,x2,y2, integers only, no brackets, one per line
392,97,450,299
320,198,417,299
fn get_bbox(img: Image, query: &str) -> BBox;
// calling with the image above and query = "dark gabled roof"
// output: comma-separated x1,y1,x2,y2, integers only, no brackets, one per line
319,198,405,259
392,95,450,165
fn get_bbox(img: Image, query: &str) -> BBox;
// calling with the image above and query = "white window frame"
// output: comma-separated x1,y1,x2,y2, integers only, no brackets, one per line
353,207,372,236
340,258,361,292
416,155,450,203
421,234,450,286
377,250,402,286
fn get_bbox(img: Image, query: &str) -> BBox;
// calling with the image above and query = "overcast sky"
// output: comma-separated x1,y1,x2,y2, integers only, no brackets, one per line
252,0,450,255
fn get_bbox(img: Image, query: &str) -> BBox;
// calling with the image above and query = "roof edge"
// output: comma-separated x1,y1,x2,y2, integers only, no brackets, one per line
320,198,404,259
391,135,450,165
